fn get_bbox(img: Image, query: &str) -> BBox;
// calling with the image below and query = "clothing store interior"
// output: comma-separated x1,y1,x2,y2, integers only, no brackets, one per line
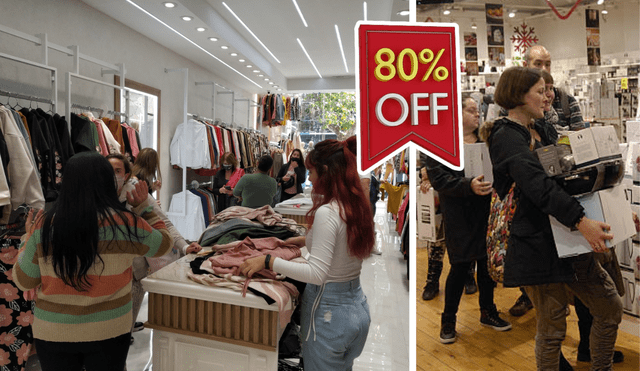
0,0,414,370
415,1,640,371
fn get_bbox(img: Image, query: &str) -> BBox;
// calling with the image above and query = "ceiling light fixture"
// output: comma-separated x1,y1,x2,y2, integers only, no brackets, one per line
163,2,176,8
509,10,516,18
471,22,477,29
277,88,282,91
265,78,270,81
196,27,205,32
292,0,309,27
230,52,237,56
221,45,228,49
258,74,264,77
397,10,410,16
335,25,349,73
363,2,368,21
209,37,218,42
297,38,322,79
222,2,281,63
181,16,193,21
601,8,608,14
443,9,451,15
239,59,245,62
125,0,262,88
253,70,260,73
269,82,274,85
246,65,252,68
597,0,605,4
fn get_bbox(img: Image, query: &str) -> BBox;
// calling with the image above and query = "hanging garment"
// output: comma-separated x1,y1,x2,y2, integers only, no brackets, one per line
381,183,408,216
70,113,100,154
170,119,211,169
167,190,207,241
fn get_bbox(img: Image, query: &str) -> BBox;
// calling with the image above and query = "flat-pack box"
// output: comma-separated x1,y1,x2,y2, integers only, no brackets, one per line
463,143,493,183
617,239,637,270
551,185,636,258
621,269,639,317
568,126,621,166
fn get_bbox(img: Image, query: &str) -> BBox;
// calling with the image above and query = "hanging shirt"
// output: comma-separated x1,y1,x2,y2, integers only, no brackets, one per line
170,119,211,169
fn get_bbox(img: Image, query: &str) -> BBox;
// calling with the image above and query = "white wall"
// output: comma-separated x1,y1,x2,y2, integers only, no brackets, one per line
0,0,257,208
417,3,640,72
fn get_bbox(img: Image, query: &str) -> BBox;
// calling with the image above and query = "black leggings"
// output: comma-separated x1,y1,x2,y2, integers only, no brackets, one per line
443,257,495,315
35,333,130,371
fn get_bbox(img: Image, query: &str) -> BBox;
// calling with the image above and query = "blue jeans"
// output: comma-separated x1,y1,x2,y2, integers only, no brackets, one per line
300,278,371,371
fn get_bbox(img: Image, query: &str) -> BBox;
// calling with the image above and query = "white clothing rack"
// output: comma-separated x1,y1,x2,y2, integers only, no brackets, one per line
71,103,103,118
0,52,58,113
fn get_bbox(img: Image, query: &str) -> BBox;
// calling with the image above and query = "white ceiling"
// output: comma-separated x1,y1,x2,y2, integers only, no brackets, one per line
81,0,412,94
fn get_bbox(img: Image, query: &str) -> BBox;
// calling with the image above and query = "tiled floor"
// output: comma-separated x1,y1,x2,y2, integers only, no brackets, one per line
26,198,410,370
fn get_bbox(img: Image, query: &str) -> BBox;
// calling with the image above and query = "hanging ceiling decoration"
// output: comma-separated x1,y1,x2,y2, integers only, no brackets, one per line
511,23,539,54
544,0,584,20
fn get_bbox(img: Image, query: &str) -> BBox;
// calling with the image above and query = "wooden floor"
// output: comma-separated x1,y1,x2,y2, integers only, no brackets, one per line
416,246,640,371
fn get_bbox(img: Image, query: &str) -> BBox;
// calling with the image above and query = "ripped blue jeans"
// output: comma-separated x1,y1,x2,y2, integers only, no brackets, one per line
300,278,371,371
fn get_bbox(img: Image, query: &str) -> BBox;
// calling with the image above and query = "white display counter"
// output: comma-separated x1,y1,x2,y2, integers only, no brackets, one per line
142,253,290,371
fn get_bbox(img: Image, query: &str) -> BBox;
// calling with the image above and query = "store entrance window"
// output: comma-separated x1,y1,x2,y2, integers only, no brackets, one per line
114,77,161,153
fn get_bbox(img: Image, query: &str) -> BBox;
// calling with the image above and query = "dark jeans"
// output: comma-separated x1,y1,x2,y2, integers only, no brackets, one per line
443,257,495,315
35,333,130,371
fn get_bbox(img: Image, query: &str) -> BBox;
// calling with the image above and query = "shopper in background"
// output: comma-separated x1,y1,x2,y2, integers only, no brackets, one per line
233,154,277,208
107,153,202,342
523,45,585,131
240,136,375,371
132,148,162,195
426,96,510,344
480,67,622,370
212,152,243,212
13,152,173,371
276,148,306,202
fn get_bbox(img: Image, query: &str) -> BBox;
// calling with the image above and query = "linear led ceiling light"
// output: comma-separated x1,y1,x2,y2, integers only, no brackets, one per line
292,0,309,27
222,2,281,63
363,2,368,21
125,0,262,88
335,25,348,73
297,38,322,79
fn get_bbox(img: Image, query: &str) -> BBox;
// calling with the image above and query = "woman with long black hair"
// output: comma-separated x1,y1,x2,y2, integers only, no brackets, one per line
241,136,375,370
13,152,172,371
276,148,306,202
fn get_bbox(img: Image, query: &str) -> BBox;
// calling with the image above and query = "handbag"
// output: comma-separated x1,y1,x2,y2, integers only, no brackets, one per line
486,182,518,283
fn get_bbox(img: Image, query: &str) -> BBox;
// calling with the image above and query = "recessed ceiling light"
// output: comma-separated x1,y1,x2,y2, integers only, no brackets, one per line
230,53,238,56
258,74,264,77
196,27,205,32
268,82,274,85
222,2,281,63
246,65,252,68
163,2,176,8
508,11,516,18
443,9,450,15
471,23,477,29
597,0,605,4
221,45,228,49
297,37,322,79
125,0,262,89
277,88,282,91
181,16,193,21
397,10,410,16
239,59,245,62
253,70,260,73
601,9,608,13
273,85,279,88
264,78,270,81
209,37,218,41
292,0,309,27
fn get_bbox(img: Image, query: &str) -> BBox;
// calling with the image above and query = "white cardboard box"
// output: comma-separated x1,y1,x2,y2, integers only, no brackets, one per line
621,269,639,316
417,187,442,243
551,185,636,258
617,239,636,270
463,143,493,183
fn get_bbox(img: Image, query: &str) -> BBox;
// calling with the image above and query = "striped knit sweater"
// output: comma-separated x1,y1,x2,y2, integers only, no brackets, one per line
13,200,172,342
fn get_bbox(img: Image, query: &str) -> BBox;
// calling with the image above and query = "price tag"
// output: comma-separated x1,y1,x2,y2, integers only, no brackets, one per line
621,78,629,90
356,22,463,172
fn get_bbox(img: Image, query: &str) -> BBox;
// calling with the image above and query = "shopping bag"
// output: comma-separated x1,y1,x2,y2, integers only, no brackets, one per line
486,182,518,283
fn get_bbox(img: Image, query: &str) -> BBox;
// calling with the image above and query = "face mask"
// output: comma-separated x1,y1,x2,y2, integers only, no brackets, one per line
223,164,232,170
115,175,125,192
292,158,302,165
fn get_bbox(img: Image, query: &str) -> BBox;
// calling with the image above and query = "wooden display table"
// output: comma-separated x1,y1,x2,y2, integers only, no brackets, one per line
142,254,289,371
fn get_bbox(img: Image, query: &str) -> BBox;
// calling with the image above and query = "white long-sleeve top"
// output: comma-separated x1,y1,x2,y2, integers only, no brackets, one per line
170,119,211,169
272,201,362,285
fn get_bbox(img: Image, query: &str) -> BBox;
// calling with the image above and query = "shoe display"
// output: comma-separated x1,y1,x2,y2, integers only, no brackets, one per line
439,315,457,344
464,277,478,295
132,321,144,332
421,282,439,301
577,350,624,363
508,294,533,317
480,307,512,331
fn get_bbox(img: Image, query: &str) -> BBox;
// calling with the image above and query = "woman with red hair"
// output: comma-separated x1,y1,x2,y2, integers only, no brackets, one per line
241,136,375,370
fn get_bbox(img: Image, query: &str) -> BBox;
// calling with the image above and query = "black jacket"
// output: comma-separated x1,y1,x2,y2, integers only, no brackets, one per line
425,144,490,265
487,118,584,287
276,160,306,201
